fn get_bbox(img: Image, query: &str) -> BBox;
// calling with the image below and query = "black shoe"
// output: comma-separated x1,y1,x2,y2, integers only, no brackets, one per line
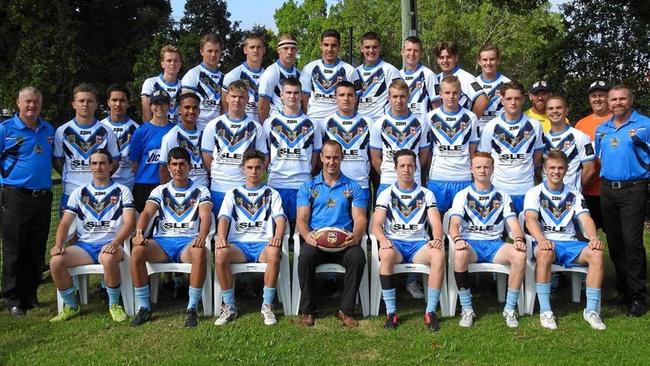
9,306,25,317
626,300,646,317
424,311,440,332
131,308,152,327
384,312,399,329
185,308,199,328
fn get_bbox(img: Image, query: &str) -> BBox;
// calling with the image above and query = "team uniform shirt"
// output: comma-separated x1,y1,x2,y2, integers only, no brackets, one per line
400,64,440,122
201,114,267,192
65,180,134,244
159,124,208,187
218,184,286,243
449,184,517,240
222,63,265,122
100,117,138,188
147,179,212,237
351,60,401,121
141,74,182,123
478,113,544,195
369,112,430,185
523,183,589,242
475,73,511,132
437,67,485,112
181,63,224,130
264,111,322,190
54,120,120,195
575,113,611,196
375,183,437,242
427,106,479,182
258,60,301,116
128,122,174,185
300,58,355,121
319,112,371,189
542,126,595,190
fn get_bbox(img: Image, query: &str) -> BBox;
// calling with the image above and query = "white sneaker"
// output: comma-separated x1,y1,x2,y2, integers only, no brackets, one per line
260,303,277,326
406,282,425,299
459,309,476,327
539,311,557,330
214,304,237,326
583,310,606,330
502,310,519,328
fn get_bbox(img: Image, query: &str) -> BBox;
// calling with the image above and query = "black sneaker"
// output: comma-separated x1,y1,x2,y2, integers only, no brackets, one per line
384,312,399,329
131,308,152,327
185,308,199,328
424,311,440,332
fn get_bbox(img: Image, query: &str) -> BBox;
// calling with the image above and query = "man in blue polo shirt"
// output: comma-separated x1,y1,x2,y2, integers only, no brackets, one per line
595,85,650,317
295,140,367,327
0,86,55,317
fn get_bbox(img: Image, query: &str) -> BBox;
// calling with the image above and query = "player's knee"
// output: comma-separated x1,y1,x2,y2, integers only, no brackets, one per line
454,250,468,268
100,252,120,267
131,245,146,263
535,249,554,266
510,250,526,268
379,248,397,263
429,252,445,272
49,255,65,270
215,248,231,266
589,249,604,266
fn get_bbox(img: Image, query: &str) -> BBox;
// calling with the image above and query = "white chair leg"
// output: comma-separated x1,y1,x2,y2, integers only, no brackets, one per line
149,273,160,304
279,258,292,316
524,262,536,315
359,270,370,317
440,271,450,317
291,237,301,316
79,274,89,305
370,259,380,316
447,271,458,317
201,264,213,316
57,291,64,314
423,274,429,297
496,273,507,303
119,260,135,316
571,272,582,303
214,267,223,316
517,283,526,315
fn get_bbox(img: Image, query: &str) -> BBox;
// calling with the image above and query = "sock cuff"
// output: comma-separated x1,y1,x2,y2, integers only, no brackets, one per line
59,287,76,296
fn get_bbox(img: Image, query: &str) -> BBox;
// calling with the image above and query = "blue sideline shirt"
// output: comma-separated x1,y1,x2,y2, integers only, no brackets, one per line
129,121,174,184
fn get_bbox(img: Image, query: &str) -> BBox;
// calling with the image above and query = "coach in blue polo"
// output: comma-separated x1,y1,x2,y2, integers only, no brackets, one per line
0,86,55,317
595,85,650,317
296,139,368,328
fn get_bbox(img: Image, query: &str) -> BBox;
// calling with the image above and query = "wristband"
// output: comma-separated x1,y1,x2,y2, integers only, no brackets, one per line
514,237,524,242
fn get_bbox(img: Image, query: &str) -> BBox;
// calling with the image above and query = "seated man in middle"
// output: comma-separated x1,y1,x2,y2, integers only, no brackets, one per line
296,140,368,328
371,149,445,331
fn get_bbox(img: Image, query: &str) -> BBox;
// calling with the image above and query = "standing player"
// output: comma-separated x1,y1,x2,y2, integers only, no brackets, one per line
201,81,268,215
525,80,554,133
475,44,511,134
130,147,213,327
181,34,224,131
478,81,544,214
141,45,183,123
542,96,596,190
400,36,440,123
214,149,287,326
351,32,402,121
434,41,488,118
524,150,606,330
258,34,301,122
372,150,446,331
54,83,120,210
449,152,527,328
222,33,266,122
101,84,138,189
49,149,135,322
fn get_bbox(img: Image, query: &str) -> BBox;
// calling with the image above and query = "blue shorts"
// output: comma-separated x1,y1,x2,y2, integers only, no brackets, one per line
230,241,267,263
510,195,525,215
210,190,226,216
392,239,427,263
361,188,370,208
466,239,504,263
427,180,472,213
75,241,107,264
154,236,193,263
535,240,587,268
276,188,297,221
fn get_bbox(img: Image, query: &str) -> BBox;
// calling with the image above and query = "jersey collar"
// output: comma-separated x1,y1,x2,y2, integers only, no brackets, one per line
242,62,263,73
500,113,523,125
402,64,422,75
479,72,501,83
363,59,382,70
321,58,341,68
471,183,494,195
543,181,565,195
314,172,349,187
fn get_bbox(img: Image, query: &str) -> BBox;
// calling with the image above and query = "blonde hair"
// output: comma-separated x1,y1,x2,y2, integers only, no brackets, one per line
159,45,183,63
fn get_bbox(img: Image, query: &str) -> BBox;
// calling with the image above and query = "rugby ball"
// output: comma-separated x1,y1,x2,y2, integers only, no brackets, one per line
313,227,350,252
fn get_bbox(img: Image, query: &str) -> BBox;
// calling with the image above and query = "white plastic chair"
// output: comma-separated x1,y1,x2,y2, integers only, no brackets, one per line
445,212,527,316
213,230,292,316
291,232,370,317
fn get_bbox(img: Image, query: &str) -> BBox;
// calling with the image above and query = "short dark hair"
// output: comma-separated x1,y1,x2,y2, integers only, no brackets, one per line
500,81,525,96
241,149,266,166
90,148,113,164
244,33,266,47
106,83,131,100
322,139,343,155
321,29,341,43
544,149,568,168
609,84,633,97
434,41,459,57
404,36,422,47
361,31,381,44
478,44,500,59
179,92,200,105
200,33,222,49
335,80,355,93
73,83,99,100
392,149,416,166
281,77,302,90
167,146,191,165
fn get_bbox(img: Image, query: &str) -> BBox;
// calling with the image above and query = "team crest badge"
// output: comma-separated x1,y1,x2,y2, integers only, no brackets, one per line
302,126,309,135
263,196,269,205
468,201,476,210
343,189,352,198
564,140,572,150
336,76,343,83
179,140,187,149
236,197,243,206
95,135,104,144
326,198,336,208
190,199,197,206
372,76,379,84
542,200,549,208
48,136,54,144
357,126,365,135
553,208,561,217
384,126,393,135
610,137,619,147
311,190,319,199
565,201,572,210
110,196,118,204
493,200,501,209
164,198,171,207
523,131,530,139
67,135,76,143
327,232,338,244
415,81,423,89
409,127,417,136
416,199,423,208
460,122,467,130
434,122,442,130
34,144,43,153
392,198,398,207
82,196,90,205
321,79,331,89
498,133,505,141
330,127,338,135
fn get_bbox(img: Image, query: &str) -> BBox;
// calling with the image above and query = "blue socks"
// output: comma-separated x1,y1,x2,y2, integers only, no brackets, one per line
222,288,236,311
134,285,151,311
536,282,552,312
459,288,473,312
59,287,78,309
262,287,276,306
504,288,520,312
382,288,397,314
106,285,121,307
426,287,441,313
187,286,203,311
585,287,601,313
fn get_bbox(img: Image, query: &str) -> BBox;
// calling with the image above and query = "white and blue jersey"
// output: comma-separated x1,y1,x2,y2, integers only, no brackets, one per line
147,179,212,237
475,73,511,131
320,112,371,189
100,117,138,189
400,64,439,122
427,106,479,182
159,124,208,187
264,111,322,190
449,184,517,241
54,119,120,195
201,114,267,192
375,183,437,242
258,60,301,116
141,74,182,123
222,63,265,122
65,180,134,244
218,184,286,243
478,114,544,195
437,67,485,112
128,122,175,185
369,112,430,185
300,58,355,121
181,63,224,130
351,60,401,121
542,126,595,190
